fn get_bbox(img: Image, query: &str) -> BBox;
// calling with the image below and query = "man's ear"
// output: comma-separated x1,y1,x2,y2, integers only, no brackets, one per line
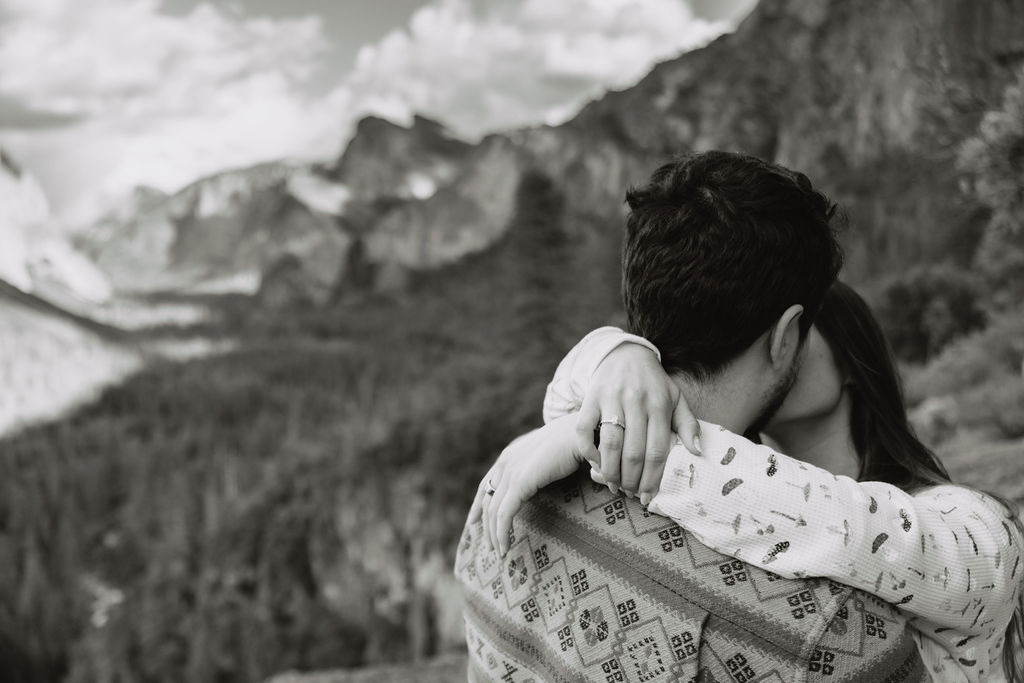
768,304,804,368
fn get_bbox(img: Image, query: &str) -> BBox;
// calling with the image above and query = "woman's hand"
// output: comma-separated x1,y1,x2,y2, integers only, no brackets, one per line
574,343,701,505
467,414,588,557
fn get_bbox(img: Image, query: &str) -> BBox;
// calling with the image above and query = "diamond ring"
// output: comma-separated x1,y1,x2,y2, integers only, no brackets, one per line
598,416,625,430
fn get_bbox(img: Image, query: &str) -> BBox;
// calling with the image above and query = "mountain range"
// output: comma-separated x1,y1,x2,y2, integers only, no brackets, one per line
57,0,1024,310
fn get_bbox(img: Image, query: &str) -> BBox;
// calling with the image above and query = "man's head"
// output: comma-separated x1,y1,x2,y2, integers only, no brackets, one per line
622,151,843,430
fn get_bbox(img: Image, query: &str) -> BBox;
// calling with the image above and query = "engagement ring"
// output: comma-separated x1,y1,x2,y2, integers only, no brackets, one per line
598,416,625,429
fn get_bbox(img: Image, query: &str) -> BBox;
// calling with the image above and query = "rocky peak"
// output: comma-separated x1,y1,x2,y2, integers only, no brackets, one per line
331,114,472,202
0,149,111,305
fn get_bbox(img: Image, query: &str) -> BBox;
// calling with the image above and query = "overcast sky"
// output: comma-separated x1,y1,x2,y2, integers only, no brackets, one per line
0,0,757,225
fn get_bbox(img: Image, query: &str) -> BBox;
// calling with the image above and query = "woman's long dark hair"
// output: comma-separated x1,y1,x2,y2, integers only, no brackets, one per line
815,281,1024,681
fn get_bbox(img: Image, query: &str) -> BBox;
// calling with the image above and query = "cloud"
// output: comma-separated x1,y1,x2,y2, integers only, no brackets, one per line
0,95,84,129
0,0,740,224
0,0,341,222
0,0,325,118
342,0,731,136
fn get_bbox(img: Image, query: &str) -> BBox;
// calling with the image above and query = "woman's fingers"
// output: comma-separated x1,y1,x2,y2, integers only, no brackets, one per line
672,394,702,456
495,485,523,557
619,402,648,495
469,462,502,526
479,462,506,552
638,408,671,505
486,472,513,553
598,414,625,494
467,480,486,524
574,393,601,468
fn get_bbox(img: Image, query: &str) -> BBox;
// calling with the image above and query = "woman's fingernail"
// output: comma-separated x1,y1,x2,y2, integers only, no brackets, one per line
609,483,619,495
693,435,702,455
640,492,652,506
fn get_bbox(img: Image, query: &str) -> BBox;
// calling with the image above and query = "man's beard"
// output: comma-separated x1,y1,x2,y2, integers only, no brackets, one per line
747,357,800,436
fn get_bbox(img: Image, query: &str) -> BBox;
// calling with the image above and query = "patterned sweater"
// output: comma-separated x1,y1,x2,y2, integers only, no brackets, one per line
455,467,929,682
543,327,1024,683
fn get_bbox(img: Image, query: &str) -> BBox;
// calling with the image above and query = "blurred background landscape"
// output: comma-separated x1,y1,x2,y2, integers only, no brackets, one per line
1,0,1023,681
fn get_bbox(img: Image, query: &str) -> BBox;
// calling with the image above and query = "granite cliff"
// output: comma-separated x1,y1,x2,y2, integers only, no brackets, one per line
80,163,350,304
0,148,111,308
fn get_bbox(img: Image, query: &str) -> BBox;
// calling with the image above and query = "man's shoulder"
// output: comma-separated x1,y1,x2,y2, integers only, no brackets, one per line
455,467,928,682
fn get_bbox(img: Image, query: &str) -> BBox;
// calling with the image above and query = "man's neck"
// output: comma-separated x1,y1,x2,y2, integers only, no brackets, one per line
673,371,760,434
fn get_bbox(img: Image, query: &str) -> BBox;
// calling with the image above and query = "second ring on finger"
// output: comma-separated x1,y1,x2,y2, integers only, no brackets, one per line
486,475,510,552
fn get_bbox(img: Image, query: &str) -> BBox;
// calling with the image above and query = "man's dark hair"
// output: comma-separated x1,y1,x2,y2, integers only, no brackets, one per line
622,151,844,379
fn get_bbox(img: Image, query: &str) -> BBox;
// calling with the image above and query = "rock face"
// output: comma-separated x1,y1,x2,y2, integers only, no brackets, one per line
81,163,350,303
0,149,50,292
493,0,1023,282
329,115,473,203
361,135,525,270
0,148,112,307
590,0,1024,277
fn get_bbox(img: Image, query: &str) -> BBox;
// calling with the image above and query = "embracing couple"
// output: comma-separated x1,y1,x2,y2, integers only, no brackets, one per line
453,151,1024,682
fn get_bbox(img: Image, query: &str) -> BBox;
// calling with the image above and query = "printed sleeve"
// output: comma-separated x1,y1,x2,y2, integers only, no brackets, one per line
648,421,1023,640
541,326,661,424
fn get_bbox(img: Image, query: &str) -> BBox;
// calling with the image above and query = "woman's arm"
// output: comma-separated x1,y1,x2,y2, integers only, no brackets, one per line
469,414,588,555
650,422,1023,639
542,326,661,422
472,328,680,556
543,327,700,499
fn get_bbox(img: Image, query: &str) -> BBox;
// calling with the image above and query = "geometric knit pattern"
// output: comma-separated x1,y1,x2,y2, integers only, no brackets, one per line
455,467,930,683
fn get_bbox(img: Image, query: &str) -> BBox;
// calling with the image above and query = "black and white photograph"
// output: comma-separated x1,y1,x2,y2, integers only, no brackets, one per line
1,0,1023,681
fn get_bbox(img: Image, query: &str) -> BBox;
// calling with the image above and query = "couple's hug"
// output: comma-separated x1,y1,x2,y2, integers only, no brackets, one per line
453,152,1024,682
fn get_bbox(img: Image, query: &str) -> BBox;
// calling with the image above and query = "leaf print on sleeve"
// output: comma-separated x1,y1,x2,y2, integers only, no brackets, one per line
899,508,912,532
722,478,743,496
964,526,978,554
826,519,851,546
770,510,807,527
786,481,811,501
763,540,790,564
